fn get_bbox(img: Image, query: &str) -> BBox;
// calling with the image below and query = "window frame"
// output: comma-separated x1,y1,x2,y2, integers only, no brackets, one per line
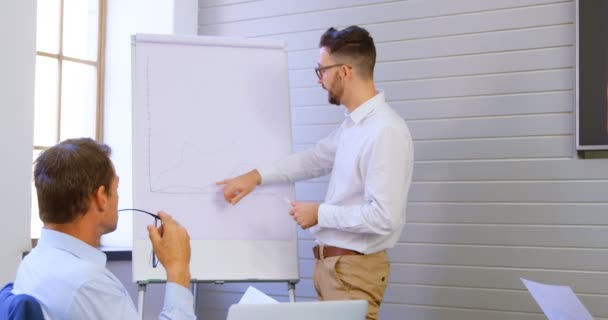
32,0,107,238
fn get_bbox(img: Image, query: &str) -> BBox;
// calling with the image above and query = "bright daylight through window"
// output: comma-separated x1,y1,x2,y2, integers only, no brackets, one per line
32,0,106,238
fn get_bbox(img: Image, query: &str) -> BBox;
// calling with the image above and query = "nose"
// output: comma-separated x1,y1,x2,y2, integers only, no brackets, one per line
317,76,325,89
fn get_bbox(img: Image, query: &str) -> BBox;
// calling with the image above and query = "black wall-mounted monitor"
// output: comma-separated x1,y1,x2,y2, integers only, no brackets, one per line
576,0,608,150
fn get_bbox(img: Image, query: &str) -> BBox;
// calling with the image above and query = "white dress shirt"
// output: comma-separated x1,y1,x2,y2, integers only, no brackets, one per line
259,91,413,254
13,229,195,320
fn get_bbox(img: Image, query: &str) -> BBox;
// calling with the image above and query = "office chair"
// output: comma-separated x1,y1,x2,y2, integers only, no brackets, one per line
0,283,44,320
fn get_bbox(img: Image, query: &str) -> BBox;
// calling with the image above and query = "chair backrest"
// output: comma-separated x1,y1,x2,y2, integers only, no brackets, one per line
0,283,45,320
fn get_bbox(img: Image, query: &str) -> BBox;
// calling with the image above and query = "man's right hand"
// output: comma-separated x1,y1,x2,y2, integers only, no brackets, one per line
147,211,191,288
216,169,261,205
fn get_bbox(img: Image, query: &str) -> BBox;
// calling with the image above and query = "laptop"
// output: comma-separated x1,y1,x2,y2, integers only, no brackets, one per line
226,300,368,320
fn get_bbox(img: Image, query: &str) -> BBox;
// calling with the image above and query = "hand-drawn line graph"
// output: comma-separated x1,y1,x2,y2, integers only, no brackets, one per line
136,52,293,241
149,141,272,195
143,54,282,196
150,139,237,193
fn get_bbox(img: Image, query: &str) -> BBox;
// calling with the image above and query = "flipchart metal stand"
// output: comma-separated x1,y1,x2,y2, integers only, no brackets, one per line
136,279,298,319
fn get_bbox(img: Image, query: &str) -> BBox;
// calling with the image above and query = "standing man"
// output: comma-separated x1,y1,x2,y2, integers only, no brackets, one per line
217,26,413,320
13,138,195,319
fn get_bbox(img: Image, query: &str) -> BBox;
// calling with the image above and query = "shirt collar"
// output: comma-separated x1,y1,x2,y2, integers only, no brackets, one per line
345,91,385,125
36,228,107,266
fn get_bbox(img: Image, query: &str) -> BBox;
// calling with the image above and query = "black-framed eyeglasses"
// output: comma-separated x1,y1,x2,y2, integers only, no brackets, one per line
118,208,160,268
314,64,350,79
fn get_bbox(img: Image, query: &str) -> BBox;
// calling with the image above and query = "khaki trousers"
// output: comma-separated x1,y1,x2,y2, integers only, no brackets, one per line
313,250,390,320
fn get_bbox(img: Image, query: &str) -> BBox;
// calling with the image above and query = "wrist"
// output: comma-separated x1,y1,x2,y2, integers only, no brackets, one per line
251,169,262,185
166,266,191,288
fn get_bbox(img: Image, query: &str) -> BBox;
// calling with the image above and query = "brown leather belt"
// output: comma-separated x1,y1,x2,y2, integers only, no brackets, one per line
313,245,363,260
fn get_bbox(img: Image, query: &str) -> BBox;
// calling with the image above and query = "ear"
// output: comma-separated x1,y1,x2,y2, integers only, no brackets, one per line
94,185,108,211
341,64,353,81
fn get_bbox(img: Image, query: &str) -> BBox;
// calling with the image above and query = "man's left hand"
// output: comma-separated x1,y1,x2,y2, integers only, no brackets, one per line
289,202,320,229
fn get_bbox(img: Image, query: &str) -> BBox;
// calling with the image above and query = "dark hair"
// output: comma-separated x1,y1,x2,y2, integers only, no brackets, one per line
319,26,376,79
34,138,114,224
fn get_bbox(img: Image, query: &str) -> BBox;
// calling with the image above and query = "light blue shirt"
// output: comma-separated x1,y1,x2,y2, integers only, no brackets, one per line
13,229,195,320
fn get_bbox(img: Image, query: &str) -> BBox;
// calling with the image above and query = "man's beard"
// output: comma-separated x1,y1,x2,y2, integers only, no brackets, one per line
327,78,344,106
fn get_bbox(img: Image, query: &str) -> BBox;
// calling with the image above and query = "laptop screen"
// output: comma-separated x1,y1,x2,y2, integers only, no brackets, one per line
226,300,368,320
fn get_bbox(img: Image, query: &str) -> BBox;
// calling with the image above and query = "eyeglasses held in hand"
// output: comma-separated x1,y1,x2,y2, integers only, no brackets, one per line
118,208,160,268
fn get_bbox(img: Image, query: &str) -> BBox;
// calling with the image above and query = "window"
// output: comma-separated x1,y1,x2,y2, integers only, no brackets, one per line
32,0,106,237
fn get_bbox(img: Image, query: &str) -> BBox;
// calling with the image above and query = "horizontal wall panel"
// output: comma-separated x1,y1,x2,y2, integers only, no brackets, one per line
290,69,574,107
196,290,239,309
292,113,572,143
377,47,573,82
380,304,547,320
291,124,337,144
294,181,328,201
199,0,391,24
404,113,572,139
410,181,608,202
383,285,538,313
383,69,574,101
252,1,573,51
197,282,302,300
413,135,573,161
284,157,608,183
290,46,574,88
291,91,573,125
386,243,608,271
394,90,573,120
377,24,573,62
296,166,608,202
402,224,608,248
296,240,608,271
288,24,574,69
365,2,573,47
388,264,608,293
407,203,608,225
384,284,608,316
414,159,608,181
298,256,608,294
196,310,227,320
194,280,318,307
297,227,319,241
199,1,572,39
199,0,252,9
298,258,314,278
290,106,345,126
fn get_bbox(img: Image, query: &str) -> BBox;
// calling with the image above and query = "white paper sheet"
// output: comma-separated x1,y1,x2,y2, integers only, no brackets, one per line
238,286,279,304
521,278,593,320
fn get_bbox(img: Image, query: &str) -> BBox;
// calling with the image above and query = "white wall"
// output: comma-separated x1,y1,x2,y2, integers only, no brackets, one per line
194,1,608,319
0,0,36,285
174,0,198,35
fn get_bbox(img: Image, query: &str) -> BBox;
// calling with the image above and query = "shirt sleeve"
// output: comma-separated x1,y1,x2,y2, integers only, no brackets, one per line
317,126,413,235
258,126,341,184
158,283,196,320
70,280,195,320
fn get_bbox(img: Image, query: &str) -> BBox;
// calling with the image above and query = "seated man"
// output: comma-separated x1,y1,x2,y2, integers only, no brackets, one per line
12,138,195,319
